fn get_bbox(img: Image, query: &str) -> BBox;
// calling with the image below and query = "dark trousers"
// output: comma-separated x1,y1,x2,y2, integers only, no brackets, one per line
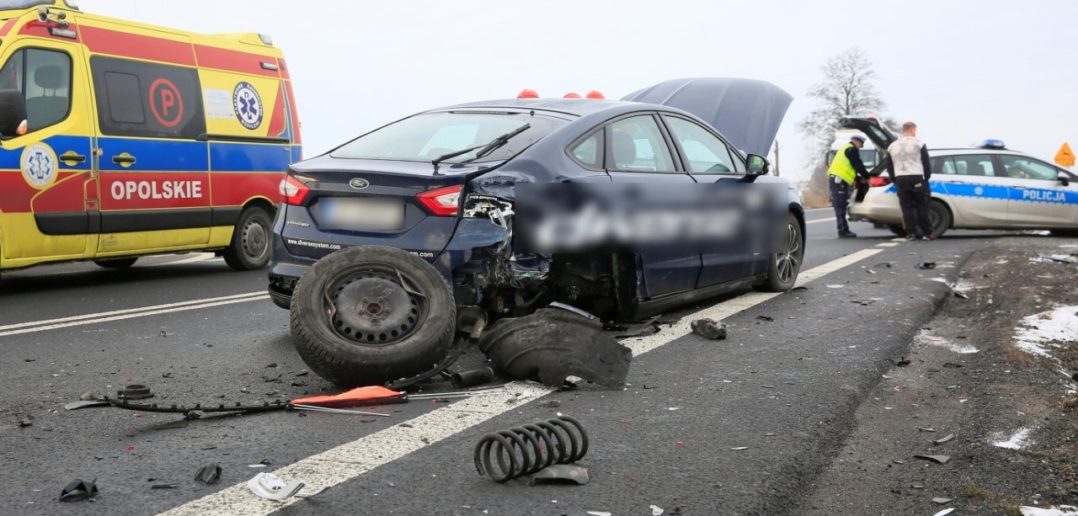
895,175,933,237
829,175,851,233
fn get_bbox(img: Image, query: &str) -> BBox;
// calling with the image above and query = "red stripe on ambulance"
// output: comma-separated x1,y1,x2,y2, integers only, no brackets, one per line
81,26,196,66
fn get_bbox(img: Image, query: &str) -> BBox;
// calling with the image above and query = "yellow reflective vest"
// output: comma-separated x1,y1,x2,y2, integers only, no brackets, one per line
828,143,858,185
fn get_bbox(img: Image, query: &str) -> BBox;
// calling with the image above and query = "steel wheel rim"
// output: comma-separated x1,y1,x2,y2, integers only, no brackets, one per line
242,220,269,260
323,265,428,346
775,222,801,283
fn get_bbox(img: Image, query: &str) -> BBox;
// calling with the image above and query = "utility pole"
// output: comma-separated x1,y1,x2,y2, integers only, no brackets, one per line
772,140,781,176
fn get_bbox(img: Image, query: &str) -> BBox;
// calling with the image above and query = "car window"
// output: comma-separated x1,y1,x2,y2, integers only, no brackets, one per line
568,130,603,169
999,155,1060,181
0,48,73,132
931,156,958,175
90,56,206,140
607,115,676,173
332,111,566,163
950,154,997,177
662,115,736,174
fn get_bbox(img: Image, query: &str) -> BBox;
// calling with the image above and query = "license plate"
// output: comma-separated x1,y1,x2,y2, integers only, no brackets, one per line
320,197,404,231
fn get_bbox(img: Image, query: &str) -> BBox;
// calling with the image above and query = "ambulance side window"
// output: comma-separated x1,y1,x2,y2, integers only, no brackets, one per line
90,56,205,140
0,48,73,132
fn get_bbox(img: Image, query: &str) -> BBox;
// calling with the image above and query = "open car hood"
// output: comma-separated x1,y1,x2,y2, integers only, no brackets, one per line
622,78,792,156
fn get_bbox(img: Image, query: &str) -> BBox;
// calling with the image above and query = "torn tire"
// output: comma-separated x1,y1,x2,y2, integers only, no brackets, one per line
479,307,631,388
289,245,455,387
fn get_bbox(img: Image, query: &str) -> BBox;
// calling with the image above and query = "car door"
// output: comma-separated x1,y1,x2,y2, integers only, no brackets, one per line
928,154,1010,227
89,51,211,254
0,37,96,262
996,154,1078,227
603,113,700,299
660,114,756,288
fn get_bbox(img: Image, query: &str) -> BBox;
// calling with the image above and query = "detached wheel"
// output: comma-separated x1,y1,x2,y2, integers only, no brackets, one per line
758,213,804,292
94,257,137,269
224,207,272,271
289,245,455,387
928,200,952,239
888,225,908,237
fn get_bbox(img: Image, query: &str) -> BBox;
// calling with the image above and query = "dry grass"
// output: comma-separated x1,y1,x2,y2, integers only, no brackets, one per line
1005,344,1037,367
961,482,992,500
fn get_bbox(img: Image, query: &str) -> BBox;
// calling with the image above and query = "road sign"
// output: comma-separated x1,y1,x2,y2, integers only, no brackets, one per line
1055,142,1075,167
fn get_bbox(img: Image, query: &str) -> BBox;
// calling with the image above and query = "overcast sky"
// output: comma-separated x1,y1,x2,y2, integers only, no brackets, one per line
84,0,1077,181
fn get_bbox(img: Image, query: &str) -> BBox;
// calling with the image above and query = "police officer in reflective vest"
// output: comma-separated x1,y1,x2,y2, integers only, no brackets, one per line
827,135,870,238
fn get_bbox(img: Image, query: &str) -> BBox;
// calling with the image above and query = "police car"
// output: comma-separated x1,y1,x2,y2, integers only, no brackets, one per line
269,79,806,387
844,117,1078,238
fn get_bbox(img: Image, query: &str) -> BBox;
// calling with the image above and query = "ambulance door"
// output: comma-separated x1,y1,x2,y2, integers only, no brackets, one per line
89,53,211,255
0,36,96,263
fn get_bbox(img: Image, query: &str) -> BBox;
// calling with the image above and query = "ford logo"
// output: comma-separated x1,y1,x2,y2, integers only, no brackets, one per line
348,178,370,190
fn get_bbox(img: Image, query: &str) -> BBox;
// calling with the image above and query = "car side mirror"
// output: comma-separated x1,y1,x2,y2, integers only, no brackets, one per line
746,154,770,175
0,89,28,138
1059,172,1071,187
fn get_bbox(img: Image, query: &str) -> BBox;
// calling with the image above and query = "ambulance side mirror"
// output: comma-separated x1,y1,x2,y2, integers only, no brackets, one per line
0,89,28,139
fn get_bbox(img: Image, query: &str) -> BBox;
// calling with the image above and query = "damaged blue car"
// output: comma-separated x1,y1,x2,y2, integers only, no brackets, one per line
268,78,805,387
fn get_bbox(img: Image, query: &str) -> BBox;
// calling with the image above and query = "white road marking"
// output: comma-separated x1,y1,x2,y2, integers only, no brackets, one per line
806,217,837,224
158,247,885,516
160,253,220,265
0,292,268,337
877,243,899,248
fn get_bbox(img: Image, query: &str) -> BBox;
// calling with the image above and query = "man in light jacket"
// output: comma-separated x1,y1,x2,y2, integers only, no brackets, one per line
886,122,934,240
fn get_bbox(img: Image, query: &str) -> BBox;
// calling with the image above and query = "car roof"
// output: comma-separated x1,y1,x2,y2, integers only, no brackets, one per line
928,148,1028,157
438,98,651,118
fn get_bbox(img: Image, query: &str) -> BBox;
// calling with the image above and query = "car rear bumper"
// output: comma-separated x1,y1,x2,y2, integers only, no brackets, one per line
849,187,903,225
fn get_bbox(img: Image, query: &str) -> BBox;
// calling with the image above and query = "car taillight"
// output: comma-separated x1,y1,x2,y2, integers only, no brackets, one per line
417,185,462,216
279,175,310,205
869,176,892,188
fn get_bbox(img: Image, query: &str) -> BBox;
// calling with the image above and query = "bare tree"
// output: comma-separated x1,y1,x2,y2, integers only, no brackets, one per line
799,47,887,195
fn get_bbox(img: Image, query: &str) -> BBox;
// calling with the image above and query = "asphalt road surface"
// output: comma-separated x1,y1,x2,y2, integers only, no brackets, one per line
0,208,1062,515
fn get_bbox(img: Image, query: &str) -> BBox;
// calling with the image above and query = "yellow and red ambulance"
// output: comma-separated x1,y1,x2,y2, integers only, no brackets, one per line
0,0,302,272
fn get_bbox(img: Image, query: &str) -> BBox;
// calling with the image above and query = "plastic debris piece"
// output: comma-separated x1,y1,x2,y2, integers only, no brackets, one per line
64,400,110,411
914,454,951,464
918,427,937,433
587,512,612,516
730,447,749,451
246,472,305,501
651,505,665,516
916,262,937,270
954,291,969,299
933,497,954,505
117,384,153,400
933,509,955,516
195,464,222,485
690,319,727,340
530,465,590,486
911,483,926,489
755,315,774,322
151,484,177,489
59,479,98,502
894,358,911,367
933,434,956,445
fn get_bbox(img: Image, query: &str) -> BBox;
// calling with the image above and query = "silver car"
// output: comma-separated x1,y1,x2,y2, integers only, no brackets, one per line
842,117,1078,238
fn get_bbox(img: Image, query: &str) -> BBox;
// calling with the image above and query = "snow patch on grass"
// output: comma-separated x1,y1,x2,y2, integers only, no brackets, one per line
992,427,1034,450
1021,505,1078,516
1014,305,1078,358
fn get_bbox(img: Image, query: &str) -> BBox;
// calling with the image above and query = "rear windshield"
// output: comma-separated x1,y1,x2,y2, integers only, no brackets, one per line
331,111,567,163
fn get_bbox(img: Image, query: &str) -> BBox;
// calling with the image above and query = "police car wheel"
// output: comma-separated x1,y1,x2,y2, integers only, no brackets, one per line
928,200,952,239
224,207,272,271
94,257,138,269
758,213,803,292
289,245,455,388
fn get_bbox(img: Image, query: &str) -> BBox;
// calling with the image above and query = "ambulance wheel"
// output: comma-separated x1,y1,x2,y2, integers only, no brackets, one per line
94,257,138,269
928,200,952,239
888,225,908,237
224,207,272,271
758,212,804,292
289,245,455,388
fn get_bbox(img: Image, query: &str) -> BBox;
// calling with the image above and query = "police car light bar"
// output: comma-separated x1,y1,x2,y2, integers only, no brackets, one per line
977,139,1006,150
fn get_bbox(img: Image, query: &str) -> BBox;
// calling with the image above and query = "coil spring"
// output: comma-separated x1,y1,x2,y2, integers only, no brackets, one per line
473,416,588,483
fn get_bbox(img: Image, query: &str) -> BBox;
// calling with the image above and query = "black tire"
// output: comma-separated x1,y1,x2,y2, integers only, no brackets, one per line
224,207,272,271
758,213,804,292
888,225,908,237
289,245,456,387
1050,229,1078,237
269,290,292,310
94,257,138,269
927,200,952,239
